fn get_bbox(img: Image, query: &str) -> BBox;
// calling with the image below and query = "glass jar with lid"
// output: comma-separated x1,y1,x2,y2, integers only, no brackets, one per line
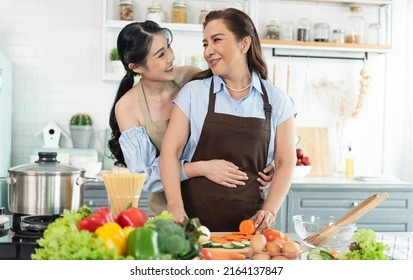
368,23,381,45
314,22,330,42
172,0,187,24
280,20,293,41
345,6,366,44
119,0,134,21
199,5,212,24
146,1,163,23
297,18,311,42
265,20,280,40
332,29,345,43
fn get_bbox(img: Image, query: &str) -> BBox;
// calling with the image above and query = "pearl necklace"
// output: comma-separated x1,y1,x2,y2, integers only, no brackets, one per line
224,82,252,92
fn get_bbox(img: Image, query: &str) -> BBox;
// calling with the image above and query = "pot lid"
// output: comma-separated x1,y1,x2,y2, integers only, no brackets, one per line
8,152,85,175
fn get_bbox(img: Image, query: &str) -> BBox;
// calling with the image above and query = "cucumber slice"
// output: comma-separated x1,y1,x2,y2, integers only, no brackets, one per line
241,240,250,246
222,242,235,249
211,242,223,248
201,241,212,248
231,241,246,249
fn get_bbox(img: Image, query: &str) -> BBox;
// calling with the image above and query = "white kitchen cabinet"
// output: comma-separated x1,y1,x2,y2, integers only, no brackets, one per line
102,0,392,80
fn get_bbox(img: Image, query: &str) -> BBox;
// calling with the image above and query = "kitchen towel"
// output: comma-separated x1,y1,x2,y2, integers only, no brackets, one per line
376,233,413,260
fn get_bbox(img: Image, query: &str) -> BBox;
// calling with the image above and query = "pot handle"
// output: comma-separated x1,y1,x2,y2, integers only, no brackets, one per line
76,176,98,186
0,177,16,185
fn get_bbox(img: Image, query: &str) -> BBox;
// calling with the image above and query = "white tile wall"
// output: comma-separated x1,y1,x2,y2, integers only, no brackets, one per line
0,0,118,166
0,0,411,181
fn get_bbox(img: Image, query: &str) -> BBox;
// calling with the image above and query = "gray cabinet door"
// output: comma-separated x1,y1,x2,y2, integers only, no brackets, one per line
286,189,413,233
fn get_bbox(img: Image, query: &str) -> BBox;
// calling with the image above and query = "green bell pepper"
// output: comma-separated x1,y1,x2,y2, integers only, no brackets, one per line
127,227,160,260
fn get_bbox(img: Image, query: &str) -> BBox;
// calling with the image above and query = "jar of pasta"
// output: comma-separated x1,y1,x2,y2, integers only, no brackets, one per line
172,0,187,24
119,0,134,21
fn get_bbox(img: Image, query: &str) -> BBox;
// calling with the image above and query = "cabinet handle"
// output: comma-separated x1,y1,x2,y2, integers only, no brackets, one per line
353,201,359,206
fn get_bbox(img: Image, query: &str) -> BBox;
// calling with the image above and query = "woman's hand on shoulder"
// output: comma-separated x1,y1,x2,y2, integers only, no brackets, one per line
201,160,249,188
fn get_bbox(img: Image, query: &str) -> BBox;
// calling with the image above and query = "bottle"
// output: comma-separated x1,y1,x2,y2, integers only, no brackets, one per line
146,1,163,23
345,6,366,44
119,0,134,21
172,0,187,23
345,146,354,177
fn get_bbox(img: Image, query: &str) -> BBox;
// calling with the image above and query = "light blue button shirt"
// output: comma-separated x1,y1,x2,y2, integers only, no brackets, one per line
119,126,187,193
174,71,297,179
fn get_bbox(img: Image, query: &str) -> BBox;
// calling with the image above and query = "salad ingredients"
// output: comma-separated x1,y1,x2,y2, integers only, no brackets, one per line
116,205,148,228
78,206,114,232
264,229,286,242
95,222,132,256
32,206,126,260
239,219,256,235
345,229,390,260
127,226,160,260
197,225,211,243
151,218,192,259
201,248,246,260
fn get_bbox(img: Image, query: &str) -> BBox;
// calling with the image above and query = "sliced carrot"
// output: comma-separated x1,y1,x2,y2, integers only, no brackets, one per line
210,237,229,244
203,249,246,260
239,219,256,235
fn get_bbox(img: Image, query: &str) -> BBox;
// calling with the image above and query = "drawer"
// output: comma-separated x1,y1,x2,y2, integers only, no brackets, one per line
289,191,413,214
286,190,413,232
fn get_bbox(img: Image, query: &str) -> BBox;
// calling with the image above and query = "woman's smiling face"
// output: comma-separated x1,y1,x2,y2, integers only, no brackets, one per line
202,19,245,76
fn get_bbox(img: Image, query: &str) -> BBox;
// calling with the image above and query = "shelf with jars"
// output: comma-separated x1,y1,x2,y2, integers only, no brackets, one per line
102,0,392,80
102,0,252,81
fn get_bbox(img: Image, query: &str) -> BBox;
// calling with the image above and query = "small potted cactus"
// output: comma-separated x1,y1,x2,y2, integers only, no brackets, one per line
110,48,125,75
69,113,93,149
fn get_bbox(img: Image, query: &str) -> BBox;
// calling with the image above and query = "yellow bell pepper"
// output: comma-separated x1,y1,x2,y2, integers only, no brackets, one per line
95,222,131,256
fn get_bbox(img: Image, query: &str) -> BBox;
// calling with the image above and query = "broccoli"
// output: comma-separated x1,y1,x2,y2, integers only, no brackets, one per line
152,219,191,258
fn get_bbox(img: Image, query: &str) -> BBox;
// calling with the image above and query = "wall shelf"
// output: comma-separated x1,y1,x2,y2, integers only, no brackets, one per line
261,39,391,54
102,0,392,81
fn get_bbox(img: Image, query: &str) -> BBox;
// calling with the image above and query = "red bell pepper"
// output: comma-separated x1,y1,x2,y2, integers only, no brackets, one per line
116,206,148,228
78,206,114,232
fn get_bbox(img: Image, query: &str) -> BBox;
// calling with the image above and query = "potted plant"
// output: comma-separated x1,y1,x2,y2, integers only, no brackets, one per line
110,48,125,75
69,113,94,149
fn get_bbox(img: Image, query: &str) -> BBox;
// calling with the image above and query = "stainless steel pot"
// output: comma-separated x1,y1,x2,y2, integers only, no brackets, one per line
0,152,96,215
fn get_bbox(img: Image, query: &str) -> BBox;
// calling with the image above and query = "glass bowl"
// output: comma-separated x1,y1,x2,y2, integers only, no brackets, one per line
249,240,304,260
292,215,356,249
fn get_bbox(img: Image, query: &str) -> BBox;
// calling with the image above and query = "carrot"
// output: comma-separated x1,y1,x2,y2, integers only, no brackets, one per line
239,219,256,235
210,237,229,244
203,249,246,260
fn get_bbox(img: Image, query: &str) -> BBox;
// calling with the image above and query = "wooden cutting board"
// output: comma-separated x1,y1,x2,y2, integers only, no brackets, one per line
296,127,331,176
206,232,250,256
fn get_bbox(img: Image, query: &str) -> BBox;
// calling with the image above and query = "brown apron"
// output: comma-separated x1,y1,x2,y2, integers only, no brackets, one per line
181,78,272,232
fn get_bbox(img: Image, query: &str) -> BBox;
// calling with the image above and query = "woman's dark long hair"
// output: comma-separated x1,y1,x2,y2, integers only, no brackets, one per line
192,8,268,81
108,21,173,167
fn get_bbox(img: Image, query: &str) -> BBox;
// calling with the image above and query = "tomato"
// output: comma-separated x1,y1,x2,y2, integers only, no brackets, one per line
200,249,213,260
264,229,285,242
